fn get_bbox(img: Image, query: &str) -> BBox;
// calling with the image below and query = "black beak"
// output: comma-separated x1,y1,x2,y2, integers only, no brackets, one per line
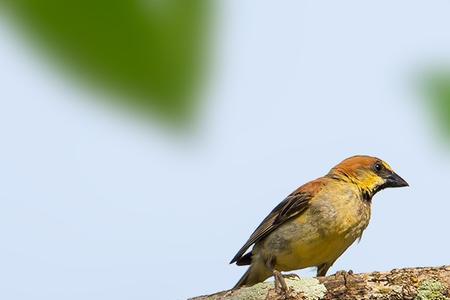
385,171,409,188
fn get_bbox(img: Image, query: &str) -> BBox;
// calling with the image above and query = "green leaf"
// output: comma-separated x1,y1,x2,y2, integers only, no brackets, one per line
424,72,450,139
2,0,209,125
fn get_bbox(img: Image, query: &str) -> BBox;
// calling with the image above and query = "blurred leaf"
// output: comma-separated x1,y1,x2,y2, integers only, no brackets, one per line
2,0,209,125
424,72,450,138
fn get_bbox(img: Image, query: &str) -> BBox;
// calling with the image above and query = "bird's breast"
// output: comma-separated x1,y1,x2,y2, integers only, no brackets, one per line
263,183,371,271
317,186,371,240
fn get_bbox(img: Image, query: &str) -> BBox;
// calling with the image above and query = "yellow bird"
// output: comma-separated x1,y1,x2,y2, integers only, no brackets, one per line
230,155,408,289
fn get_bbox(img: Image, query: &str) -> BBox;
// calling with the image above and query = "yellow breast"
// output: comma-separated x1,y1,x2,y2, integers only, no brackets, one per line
265,182,371,271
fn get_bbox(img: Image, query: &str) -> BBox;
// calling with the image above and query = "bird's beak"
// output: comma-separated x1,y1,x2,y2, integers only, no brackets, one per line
385,171,409,188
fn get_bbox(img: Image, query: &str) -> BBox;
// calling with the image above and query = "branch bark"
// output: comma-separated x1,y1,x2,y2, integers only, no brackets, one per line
190,265,450,300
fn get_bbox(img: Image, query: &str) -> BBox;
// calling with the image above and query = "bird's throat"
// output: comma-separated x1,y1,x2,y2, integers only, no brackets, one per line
362,189,373,203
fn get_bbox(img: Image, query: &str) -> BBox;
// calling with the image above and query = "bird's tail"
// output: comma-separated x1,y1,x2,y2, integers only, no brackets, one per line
234,267,252,289
233,263,272,289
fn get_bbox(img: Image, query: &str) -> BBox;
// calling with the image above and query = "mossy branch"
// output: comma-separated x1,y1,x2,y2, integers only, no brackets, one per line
190,265,450,300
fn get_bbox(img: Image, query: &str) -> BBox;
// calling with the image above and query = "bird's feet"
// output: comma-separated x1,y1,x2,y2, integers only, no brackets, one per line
283,273,300,280
334,269,354,288
271,270,296,300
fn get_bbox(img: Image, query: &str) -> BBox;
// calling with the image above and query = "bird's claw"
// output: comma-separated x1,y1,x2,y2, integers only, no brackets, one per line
334,269,354,288
271,270,296,300
283,273,301,280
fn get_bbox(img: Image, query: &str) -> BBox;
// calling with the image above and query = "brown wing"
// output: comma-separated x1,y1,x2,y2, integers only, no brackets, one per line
229,178,325,264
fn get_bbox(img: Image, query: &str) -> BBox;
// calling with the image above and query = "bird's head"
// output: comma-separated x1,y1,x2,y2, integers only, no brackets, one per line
328,155,409,200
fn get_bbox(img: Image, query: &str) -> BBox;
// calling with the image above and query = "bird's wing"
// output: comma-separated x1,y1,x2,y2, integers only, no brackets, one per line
229,178,325,264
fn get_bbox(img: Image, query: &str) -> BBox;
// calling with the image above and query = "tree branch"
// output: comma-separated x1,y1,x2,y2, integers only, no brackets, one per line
190,265,450,300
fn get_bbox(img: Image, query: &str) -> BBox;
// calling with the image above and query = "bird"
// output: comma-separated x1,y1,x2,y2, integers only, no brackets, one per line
230,155,408,291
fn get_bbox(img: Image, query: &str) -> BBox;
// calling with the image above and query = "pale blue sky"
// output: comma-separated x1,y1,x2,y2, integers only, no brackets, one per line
1,1,450,299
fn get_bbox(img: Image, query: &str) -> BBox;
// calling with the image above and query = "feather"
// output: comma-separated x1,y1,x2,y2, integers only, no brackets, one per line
229,179,325,265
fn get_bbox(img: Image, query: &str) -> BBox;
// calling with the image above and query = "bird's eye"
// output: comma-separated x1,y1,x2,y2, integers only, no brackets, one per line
374,163,383,172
